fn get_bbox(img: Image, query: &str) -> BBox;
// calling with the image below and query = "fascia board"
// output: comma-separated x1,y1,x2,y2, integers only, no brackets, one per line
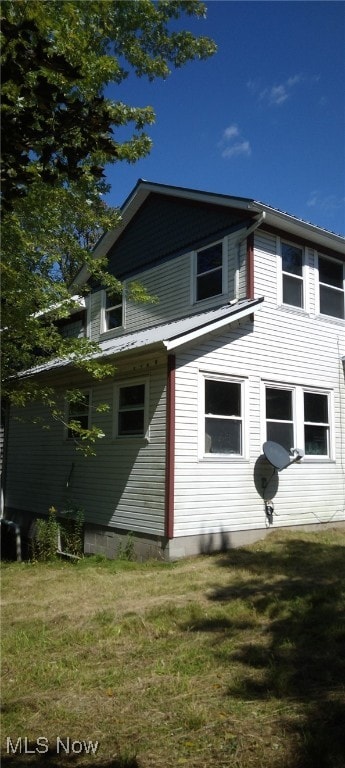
163,299,264,351
254,204,345,255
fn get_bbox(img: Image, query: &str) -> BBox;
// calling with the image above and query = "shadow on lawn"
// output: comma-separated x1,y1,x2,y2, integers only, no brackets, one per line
0,750,140,768
187,534,345,768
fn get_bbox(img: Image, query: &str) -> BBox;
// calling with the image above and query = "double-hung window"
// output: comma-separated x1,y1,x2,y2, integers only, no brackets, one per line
264,384,331,458
303,391,329,455
318,255,344,319
104,290,123,331
281,241,304,308
203,376,244,456
115,381,148,438
67,391,90,439
194,241,225,302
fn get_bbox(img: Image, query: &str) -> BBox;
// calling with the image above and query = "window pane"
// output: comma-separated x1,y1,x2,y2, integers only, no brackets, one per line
283,275,303,307
197,269,223,301
106,306,122,329
68,394,89,438
319,256,343,288
205,380,241,417
304,392,328,423
106,291,122,309
205,417,241,454
282,243,303,276
266,388,292,420
197,244,223,275
119,384,145,408
304,425,328,455
267,422,293,451
320,286,344,319
119,410,144,436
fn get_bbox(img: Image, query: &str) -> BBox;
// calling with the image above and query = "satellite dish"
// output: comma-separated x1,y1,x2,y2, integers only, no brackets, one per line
263,442,304,471
263,441,291,471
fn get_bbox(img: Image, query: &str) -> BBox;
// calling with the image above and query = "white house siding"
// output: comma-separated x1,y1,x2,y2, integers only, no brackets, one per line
5,355,168,537
90,231,244,342
172,232,345,538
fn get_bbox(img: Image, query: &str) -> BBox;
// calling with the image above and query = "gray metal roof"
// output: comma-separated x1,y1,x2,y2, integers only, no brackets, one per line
100,297,263,357
19,298,263,378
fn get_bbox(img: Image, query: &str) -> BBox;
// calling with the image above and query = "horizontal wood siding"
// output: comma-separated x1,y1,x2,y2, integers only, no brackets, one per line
5,357,168,535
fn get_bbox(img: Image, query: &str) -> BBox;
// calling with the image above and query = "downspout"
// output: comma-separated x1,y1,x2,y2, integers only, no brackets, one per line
165,354,175,540
237,212,266,300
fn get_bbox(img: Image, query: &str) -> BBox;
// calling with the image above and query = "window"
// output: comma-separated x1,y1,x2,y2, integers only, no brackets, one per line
194,242,225,302
67,391,90,439
281,241,304,308
115,381,147,437
318,255,344,319
304,392,329,455
264,384,331,458
204,377,243,455
104,290,123,331
266,387,294,451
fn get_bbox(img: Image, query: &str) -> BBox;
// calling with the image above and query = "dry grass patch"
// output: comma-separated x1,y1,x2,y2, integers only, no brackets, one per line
1,528,345,768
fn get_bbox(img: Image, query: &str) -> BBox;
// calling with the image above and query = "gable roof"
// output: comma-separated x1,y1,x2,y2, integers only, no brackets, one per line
19,297,263,378
71,180,345,289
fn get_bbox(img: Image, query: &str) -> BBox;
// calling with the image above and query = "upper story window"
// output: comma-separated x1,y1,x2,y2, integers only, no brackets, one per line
318,255,344,319
103,290,123,331
203,376,244,456
281,241,304,308
264,383,331,458
194,241,226,303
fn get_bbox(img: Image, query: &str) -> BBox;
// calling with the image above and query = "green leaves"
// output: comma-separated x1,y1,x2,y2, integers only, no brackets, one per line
1,0,216,455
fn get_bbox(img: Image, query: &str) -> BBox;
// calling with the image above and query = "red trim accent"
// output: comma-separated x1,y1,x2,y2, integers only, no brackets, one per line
165,354,175,539
246,232,255,300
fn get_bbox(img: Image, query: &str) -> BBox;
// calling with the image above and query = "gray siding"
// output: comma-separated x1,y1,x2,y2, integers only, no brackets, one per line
107,192,250,279
90,229,246,341
5,356,168,536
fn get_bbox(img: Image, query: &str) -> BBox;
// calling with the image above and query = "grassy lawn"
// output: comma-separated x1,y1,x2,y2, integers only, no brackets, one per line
1,528,345,768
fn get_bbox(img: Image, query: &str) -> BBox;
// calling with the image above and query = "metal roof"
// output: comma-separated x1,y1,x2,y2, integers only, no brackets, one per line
19,298,263,378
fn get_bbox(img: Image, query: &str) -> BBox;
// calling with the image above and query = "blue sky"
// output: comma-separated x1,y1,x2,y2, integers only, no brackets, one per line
105,1,345,235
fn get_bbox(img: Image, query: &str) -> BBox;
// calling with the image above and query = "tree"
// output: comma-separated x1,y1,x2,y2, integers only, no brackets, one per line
1,0,216,208
1,0,216,452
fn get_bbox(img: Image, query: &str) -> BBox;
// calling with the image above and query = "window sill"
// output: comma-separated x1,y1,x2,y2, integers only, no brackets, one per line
192,293,229,309
199,455,249,462
316,313,345,326
100,326,125,340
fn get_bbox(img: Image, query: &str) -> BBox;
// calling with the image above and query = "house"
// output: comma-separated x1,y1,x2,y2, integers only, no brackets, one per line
4,180,345,559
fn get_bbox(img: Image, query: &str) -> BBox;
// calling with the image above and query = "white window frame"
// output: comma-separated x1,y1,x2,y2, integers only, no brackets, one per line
277,237,307,310
199,372,247,460
113,378,149,440
65,389,92,440
101,288,125,334
316,253,345,320
191,239,228,305
262,381,333,460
